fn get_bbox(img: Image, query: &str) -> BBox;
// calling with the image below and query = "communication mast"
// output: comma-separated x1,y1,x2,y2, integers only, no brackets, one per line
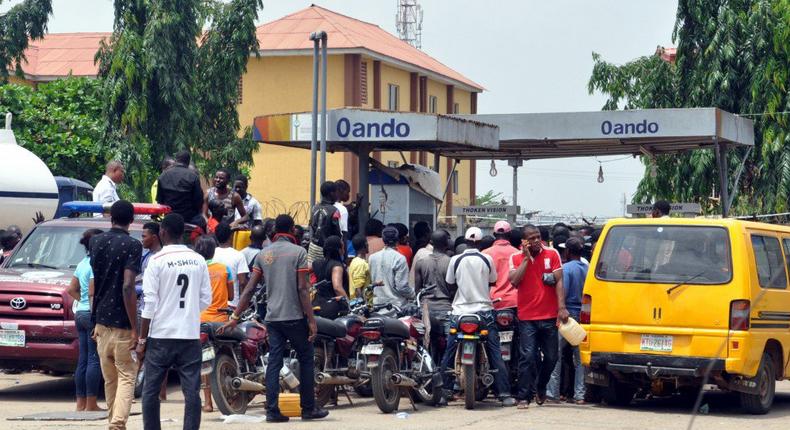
396,0,423,49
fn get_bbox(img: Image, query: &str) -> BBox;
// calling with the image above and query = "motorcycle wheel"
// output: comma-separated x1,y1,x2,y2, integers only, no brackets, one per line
371,347,401,413
314,345,335,408
463,362,477,410
411,347,441,406
211,352,249,415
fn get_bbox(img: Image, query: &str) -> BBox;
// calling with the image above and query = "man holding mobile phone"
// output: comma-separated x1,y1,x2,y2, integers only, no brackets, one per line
508,224,569,409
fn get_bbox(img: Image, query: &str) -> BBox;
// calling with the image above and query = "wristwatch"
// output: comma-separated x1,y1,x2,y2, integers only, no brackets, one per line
137,338,147,345
230,313,240,321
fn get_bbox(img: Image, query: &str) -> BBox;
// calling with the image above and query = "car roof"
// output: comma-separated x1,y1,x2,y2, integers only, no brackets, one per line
54,176,94,189
38,217,147,230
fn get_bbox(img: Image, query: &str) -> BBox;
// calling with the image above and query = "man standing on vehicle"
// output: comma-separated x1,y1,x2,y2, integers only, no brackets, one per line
137,213,212,430
370,226,414,311
547,237,587,403
90,200,142,430
156,150,206,232
93,160,124,217
220,214,329,423
509,224,569,409
439,227,517,407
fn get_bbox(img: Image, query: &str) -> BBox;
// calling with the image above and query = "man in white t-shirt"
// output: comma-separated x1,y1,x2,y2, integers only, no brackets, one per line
137,213,212,430
92,160,124,217
333,180,350,245
212,222,249,306
439,227,516,407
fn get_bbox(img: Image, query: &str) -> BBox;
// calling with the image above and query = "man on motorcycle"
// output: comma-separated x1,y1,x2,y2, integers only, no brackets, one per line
412,231,454,362
221,214,329,423
438,227,517,407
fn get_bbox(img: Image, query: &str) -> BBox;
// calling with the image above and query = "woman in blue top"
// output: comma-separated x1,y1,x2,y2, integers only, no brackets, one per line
66,228,103,412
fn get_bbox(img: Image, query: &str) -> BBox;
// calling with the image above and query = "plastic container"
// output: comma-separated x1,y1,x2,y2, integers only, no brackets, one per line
278,393,302,417
559,316,586,346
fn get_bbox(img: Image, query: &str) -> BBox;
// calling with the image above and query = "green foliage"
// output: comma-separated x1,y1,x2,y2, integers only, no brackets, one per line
98,0,262,200
475,190,508,206
0,0,52,81
0,78,108,182
588,0,790,215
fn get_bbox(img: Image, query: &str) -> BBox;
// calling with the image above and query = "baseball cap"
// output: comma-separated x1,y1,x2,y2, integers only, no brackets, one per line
494,220,511,234
465,227,484,241
562,237,585,254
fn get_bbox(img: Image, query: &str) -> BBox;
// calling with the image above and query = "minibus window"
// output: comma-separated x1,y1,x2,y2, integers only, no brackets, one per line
751,235,788,289
595,226,731,284
782,239,790,275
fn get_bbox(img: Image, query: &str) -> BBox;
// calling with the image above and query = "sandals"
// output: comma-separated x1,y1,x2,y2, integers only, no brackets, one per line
517,400,530,409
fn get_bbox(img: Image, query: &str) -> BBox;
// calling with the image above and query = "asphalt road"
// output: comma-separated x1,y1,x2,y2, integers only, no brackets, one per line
1,373,789,429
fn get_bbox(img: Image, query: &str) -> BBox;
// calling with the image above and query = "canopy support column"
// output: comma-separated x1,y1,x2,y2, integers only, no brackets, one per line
508,159,522,224
714,138,730,217
357,144,371,229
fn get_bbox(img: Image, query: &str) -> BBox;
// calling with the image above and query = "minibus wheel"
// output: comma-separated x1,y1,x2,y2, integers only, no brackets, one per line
604,378,636,407
740,353,775,415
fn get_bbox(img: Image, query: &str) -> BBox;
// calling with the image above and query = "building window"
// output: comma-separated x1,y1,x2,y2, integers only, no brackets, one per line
452,170,458,194
453,103,460,114
388,84,399,111
429,95,438,113
360,62,368,105
237,76,243,104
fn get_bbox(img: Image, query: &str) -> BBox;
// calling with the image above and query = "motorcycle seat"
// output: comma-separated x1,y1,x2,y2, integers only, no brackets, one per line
365,316,410,338
315,316,347,338
201,322,246,341
335,314,364,332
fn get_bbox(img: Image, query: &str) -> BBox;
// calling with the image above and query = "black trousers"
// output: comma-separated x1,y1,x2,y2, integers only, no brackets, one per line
265,319,316,414
142,338,202,430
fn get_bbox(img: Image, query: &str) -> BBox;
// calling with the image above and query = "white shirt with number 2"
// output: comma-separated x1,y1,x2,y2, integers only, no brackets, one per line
142,244,212,339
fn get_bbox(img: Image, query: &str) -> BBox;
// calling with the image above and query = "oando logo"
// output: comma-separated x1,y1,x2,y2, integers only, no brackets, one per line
600,119,659,136
336,117,410,139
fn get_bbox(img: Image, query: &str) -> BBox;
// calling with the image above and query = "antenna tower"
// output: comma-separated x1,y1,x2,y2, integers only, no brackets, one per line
396,0,423,49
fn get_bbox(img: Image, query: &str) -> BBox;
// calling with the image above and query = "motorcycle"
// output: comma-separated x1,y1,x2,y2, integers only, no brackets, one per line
450,313,495,410
494,305,518,390
359,287,442,413
311,296,369,407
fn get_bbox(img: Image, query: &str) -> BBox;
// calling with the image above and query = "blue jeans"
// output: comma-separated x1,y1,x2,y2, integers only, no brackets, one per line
75,311,101,397
142,338,202,430
516,319,559,401
440,310,511,398
546,334,585,400
265,319,315,414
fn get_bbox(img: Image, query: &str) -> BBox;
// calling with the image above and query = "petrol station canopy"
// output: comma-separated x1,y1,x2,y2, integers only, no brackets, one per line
252,107,754,159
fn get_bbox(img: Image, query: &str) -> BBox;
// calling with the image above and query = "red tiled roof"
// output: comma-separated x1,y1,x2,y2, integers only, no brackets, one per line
18,32,109,79
256,5,482,90
17,5,481,91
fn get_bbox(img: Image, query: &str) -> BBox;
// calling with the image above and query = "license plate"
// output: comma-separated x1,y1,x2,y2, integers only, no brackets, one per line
201,347,215,362
361,344,384,355
0,329,25,347
499,330,513,343
462,342,475,355
640,334,673,352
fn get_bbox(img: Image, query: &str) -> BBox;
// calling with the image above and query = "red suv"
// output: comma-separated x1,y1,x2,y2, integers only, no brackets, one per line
0,218,144,373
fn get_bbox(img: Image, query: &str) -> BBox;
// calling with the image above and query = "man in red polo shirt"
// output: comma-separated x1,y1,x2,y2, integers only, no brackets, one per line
508,224,569,409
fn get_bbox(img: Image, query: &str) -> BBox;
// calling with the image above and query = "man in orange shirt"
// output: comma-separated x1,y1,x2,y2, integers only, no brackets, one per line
194,235,233,412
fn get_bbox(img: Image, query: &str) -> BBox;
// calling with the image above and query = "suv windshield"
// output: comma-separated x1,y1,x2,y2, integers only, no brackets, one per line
595,225,732,284
5,225,142,271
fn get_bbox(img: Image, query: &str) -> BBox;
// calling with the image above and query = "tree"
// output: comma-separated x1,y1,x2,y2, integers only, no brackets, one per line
475,190,508,206
0,0,52,81
588,0,790,215
98,0,262,199
0,78,109,182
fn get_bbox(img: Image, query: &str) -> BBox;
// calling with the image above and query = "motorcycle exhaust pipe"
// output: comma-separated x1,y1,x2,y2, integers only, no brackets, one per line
315,372,355,386
231,377,265,392
391,373,417,387
481,373,495,387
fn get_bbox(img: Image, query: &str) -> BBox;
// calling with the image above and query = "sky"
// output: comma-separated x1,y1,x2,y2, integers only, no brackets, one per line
3,0,679,218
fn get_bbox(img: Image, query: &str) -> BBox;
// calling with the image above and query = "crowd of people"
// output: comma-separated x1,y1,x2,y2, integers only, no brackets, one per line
50,152,675,429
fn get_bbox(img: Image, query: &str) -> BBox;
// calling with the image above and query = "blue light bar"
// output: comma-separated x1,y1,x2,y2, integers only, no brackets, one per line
61,201,109,214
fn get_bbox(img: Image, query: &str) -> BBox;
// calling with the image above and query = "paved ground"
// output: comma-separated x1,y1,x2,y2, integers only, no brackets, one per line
1,373,789,429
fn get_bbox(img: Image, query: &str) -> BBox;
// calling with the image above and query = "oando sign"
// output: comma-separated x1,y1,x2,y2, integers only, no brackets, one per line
328,110,438,142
